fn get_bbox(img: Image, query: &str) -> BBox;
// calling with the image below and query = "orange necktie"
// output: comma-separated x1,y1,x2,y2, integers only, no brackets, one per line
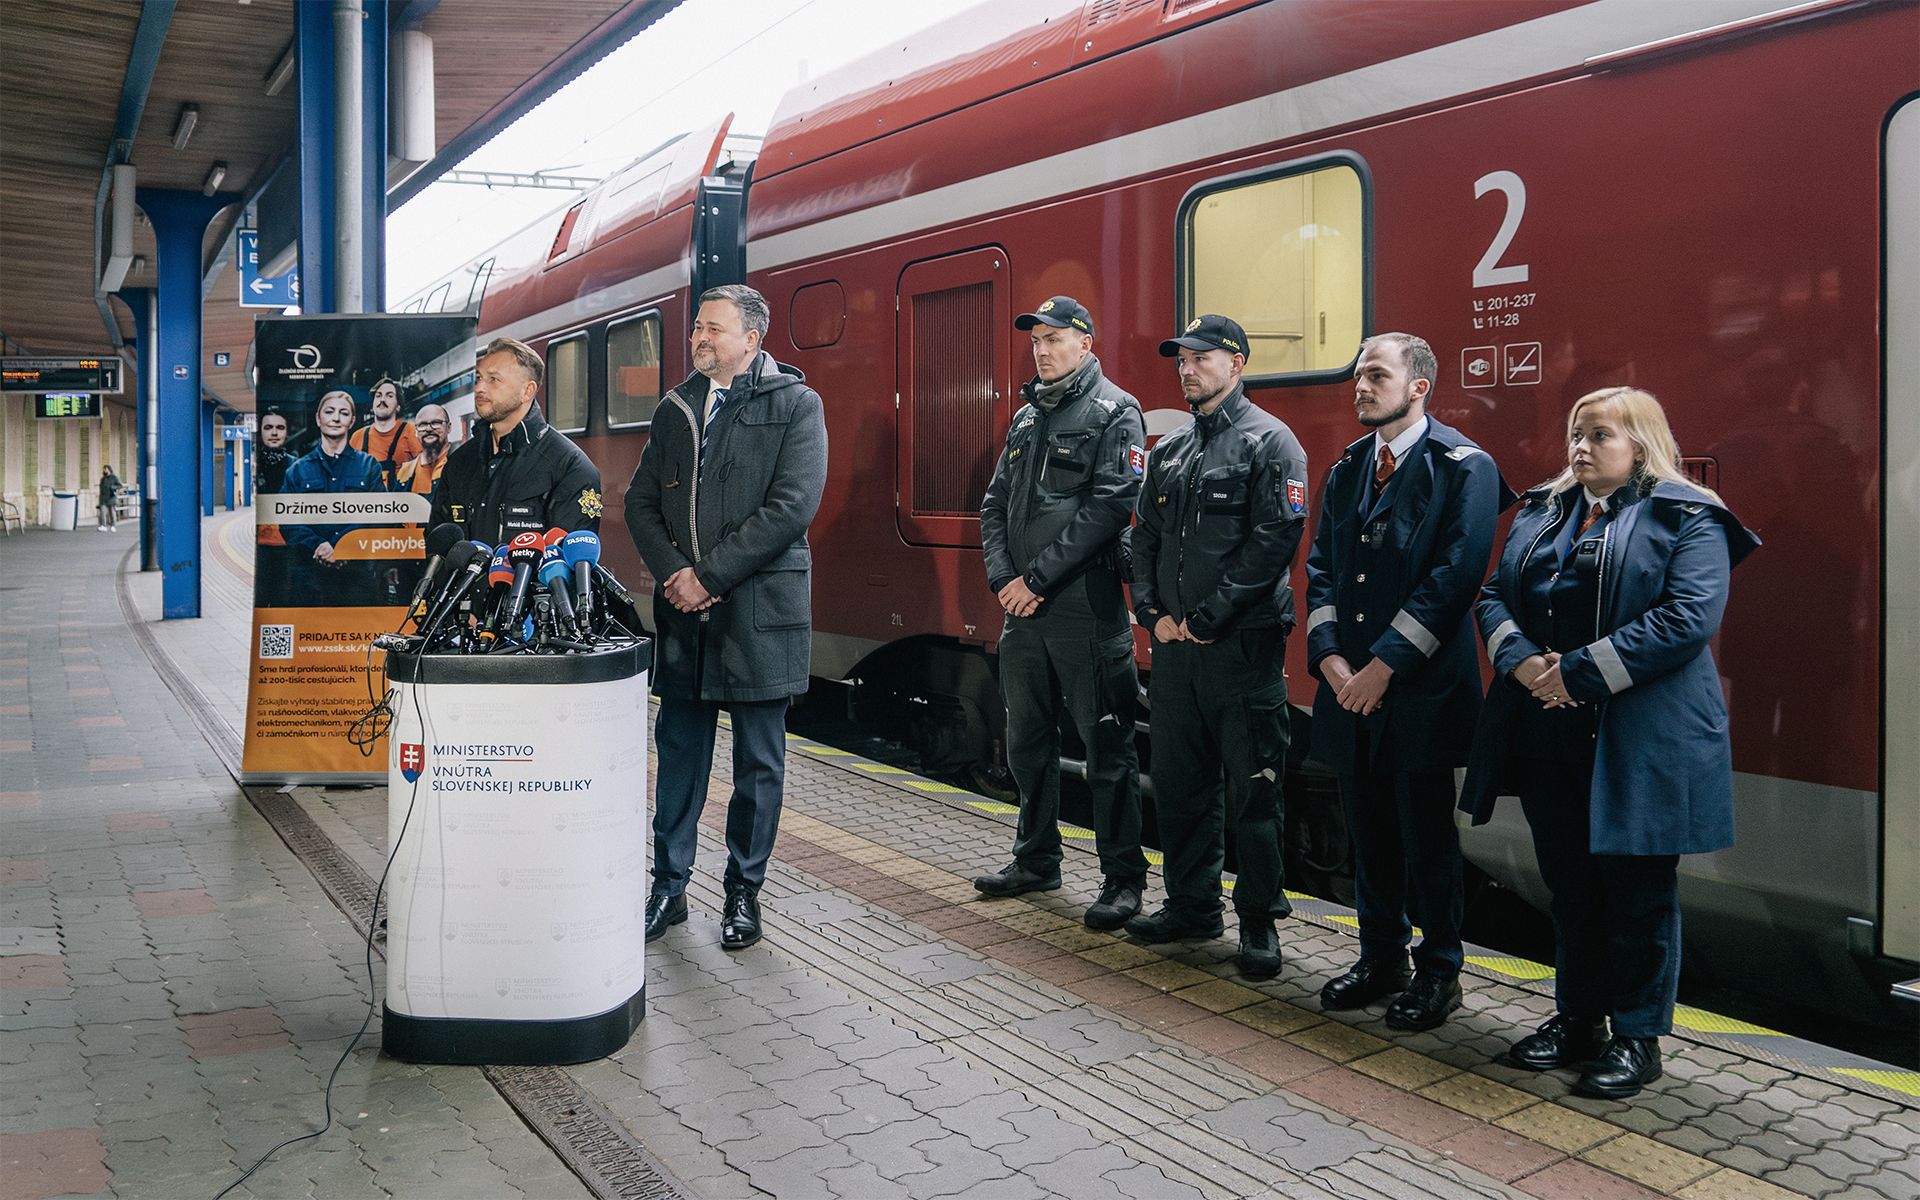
1577,501,1604,537
1375,444,1395,486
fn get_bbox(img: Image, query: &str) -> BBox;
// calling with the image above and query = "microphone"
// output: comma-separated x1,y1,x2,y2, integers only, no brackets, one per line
475,549,514,645
560,530,601,629
407,523,463,623
419,540,492,634
495,531,545,638
539,534,579,637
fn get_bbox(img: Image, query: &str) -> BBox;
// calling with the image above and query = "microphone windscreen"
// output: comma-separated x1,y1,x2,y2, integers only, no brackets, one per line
560,529,601,566
487,551,512,587
507,544,541,569
425,522,463,558
539,556,569,586
443,540,482,573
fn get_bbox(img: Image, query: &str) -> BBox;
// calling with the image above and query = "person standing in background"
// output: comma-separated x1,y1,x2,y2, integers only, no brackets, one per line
350,378,422,490
96,464,122,531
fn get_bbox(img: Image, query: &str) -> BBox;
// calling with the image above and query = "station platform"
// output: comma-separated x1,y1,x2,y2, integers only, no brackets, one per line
3,514,1916,1200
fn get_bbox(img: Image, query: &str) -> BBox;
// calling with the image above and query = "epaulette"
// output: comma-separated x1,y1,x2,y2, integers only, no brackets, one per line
1445,444,1481,462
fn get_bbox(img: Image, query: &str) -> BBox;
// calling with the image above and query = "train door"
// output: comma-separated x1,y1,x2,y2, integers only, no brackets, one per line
894,247,1015,548
1884,96,1918,969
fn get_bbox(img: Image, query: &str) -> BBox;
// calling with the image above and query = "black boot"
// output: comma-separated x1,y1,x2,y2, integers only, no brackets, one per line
1383,969,1462,1031
1574,1035,1663,1098
1318,957,1410,1011
973,862,1061,897
1508,1014,1610,1072
720,885,763,951
1237,920,1282,980
644,892,687,943
1084,878,1144,931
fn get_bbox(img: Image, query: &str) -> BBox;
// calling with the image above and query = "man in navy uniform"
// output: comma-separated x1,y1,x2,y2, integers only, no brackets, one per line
1128,315,1310,979
1305,332,1511,1029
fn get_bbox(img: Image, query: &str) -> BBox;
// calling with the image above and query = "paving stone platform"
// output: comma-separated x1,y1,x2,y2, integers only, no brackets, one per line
3,515,1916,1200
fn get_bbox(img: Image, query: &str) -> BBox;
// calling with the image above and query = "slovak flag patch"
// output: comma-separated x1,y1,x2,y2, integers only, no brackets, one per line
1128,444,1146,476
1286,478,1307,513
399,742,425,783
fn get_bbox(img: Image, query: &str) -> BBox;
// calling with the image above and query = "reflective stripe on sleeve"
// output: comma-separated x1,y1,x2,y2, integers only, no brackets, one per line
1307,605,1338,632
1588,635,1633,694
1487,618,1520,658
1391,610,1441,657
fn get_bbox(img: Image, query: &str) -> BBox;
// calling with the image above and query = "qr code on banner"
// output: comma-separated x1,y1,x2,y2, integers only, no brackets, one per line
258,624,295,659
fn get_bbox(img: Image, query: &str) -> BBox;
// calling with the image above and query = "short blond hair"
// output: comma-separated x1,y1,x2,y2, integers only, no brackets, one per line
1543,387,1720,503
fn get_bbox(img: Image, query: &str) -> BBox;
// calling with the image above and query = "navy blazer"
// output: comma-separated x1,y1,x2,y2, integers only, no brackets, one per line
1460,480,1760,855
1304,418,1512,772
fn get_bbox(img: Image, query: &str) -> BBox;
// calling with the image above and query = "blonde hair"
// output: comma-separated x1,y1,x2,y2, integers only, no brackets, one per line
1540,386,1721,504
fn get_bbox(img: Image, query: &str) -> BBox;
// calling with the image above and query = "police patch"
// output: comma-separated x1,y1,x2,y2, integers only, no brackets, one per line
578,488,603,519
1286,478,1307,513
1128,444,1146,476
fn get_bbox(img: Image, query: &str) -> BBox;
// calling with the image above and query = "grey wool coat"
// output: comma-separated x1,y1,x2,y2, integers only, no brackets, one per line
625,351,828,702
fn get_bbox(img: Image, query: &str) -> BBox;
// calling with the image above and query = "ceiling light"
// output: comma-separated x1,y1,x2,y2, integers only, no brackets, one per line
202,162,227,196
171,104,199,151
264,41,294,96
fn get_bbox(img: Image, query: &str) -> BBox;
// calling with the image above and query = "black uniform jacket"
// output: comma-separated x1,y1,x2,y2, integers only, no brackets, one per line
980,356,1144,599
1304,418,1513,773
1132,386,1310,642
428,403,602,548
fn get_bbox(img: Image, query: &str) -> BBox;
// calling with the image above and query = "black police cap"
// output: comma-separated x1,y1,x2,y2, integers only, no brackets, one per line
1158,313,1250,360
1015,295,1095,337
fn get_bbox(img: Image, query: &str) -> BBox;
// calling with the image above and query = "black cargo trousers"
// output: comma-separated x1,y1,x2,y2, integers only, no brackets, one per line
1146,625,1293,924
1000,603,1150,886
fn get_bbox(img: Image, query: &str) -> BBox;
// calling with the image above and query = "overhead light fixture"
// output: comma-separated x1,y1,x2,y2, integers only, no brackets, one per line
129,255,148,279
171,104,199,151
202,161,227,196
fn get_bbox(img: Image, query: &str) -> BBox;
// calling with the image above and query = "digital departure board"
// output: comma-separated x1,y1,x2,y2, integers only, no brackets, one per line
1,357,123,394
35,394,102,419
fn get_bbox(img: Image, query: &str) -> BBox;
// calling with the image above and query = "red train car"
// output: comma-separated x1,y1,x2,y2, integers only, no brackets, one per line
408,0,1920,1022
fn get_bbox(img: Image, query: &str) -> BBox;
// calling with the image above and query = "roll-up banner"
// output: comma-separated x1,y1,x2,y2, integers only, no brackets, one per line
243,313,476,783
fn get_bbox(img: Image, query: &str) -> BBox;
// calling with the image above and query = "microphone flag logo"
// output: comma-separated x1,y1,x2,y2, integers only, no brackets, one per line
399,742,425,783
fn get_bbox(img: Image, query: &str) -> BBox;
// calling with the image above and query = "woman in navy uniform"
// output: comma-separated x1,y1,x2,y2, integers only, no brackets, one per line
1461,387,1758,1099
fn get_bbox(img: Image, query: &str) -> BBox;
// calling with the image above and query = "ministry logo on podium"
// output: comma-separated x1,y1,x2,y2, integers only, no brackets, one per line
399,742,425,782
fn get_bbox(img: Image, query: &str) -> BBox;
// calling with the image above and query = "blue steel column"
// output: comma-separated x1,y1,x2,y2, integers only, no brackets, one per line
114,288,159,571
295,0,386,313
136,188,235,619
241,438,253,508
221,421,236,511
199,401,215,518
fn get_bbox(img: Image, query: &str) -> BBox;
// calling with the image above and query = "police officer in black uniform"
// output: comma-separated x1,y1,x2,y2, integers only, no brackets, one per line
1127,314,1310,979
429,336,603,546
1305,333,1512,1030
974,296,1152,931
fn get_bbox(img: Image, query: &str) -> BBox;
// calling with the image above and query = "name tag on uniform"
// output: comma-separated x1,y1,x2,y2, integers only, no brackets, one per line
504,503,542,534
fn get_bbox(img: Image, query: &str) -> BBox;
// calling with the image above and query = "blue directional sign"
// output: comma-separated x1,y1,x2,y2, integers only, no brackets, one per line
237,229,300,308
220,425,249,441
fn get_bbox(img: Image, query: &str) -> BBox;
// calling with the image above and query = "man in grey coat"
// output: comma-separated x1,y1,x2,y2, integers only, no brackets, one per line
626,284,829,950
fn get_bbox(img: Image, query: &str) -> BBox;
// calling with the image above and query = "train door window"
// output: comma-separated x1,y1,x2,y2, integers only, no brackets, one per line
1178,155,1369,383
896,247,1013,549
606,314,663,428
544,334,588,433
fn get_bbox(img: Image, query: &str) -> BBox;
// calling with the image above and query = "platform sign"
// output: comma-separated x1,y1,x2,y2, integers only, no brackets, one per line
2,357,121,394
220,425,249,441
237,229,300,308
214,351,231,368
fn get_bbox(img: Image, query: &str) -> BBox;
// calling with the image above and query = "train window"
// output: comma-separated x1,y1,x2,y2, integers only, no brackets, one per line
544,334,588,433
606,315,663,428
790,281,847,350
1179,155,1369,381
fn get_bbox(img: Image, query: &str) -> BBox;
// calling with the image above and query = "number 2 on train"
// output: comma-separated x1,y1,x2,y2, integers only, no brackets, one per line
1472,170,1530,289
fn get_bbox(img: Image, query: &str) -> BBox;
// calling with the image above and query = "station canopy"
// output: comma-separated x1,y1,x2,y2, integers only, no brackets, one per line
0,0,680,413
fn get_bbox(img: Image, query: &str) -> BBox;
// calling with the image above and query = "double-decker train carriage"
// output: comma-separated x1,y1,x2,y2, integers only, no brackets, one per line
401,0,1920,1024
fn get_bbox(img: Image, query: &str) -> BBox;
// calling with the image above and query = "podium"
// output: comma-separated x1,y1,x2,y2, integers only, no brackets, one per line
379,641,650,1065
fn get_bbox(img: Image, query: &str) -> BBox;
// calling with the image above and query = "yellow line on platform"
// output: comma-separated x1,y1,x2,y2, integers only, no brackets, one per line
1465,955,1556,981
966,801,1021,815
1833,1069,1920,1097
1672,1006,1783,1038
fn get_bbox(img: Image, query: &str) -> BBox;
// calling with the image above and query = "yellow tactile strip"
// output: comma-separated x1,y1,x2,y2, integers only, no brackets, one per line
731,802,1831,1199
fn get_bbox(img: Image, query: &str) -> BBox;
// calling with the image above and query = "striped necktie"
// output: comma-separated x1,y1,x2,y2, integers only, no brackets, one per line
1374,444,1395,485
1576,501,1605,538
701,387,728,469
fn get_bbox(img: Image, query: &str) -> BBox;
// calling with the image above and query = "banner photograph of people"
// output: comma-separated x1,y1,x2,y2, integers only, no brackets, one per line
253,314,475,608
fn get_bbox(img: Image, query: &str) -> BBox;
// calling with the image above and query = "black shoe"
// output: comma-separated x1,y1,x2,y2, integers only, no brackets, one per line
973,862,1062,897
1509,1014,1611,1072
1574,1035,1663,1098
1123,904,1225,943
1383,970,1463,1031
720,886,762,951
1319,957,1411,1011
644,892,687,943
1237,921,1282,980
1084,878,1144,931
